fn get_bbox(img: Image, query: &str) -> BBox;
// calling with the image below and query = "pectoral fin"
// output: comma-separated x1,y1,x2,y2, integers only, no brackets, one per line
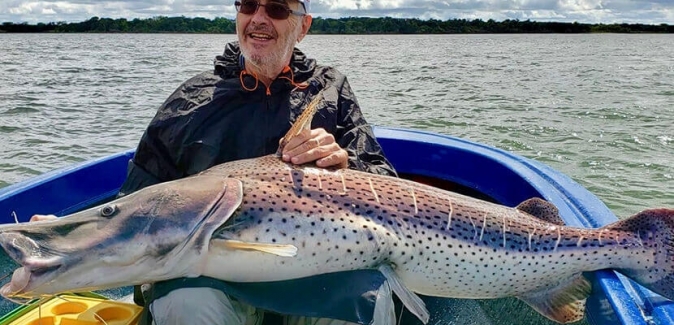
220,240,298,257
517,273,591,324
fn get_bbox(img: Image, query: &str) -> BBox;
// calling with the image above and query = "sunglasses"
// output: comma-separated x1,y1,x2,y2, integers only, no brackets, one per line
235,0,305,20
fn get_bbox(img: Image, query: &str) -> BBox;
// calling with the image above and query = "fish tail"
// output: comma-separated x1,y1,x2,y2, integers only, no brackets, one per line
606,208,674,300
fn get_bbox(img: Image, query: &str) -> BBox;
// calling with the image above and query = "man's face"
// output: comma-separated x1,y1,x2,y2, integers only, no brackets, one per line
236,0,311,69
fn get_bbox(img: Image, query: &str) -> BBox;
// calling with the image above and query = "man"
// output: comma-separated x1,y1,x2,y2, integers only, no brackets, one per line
32,0,396,323
118,0,397,324
32,0,395,321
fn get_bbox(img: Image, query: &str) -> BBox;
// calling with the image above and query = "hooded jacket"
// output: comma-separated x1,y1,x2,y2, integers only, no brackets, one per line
119,42,395,195
121,42,396,325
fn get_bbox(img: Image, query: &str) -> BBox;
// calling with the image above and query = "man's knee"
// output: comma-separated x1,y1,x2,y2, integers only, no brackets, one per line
149,287,260,325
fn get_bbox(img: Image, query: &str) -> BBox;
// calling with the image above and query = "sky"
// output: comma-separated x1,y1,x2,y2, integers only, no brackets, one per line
1,0,673,25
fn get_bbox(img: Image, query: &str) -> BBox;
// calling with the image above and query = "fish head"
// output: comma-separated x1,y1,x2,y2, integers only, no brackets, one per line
0,176,243,299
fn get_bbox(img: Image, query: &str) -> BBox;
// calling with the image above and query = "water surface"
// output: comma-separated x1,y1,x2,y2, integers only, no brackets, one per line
0,33,673,323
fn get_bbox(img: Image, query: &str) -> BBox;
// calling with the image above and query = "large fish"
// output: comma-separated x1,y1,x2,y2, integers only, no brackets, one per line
0,96,673,324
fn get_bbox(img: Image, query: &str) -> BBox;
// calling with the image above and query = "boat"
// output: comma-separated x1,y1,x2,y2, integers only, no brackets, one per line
0,126,672,325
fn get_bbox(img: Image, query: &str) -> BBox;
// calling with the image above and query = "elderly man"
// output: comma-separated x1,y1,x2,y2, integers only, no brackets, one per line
32,0,395,322
32,0,396,323
117,0,397,324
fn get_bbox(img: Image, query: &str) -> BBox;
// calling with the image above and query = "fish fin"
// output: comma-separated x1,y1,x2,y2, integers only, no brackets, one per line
277,93,323,155
516,198,565,226
371,280,396,325
517,273,591,324
378,264,429,324
607,208,674,300
219,240,298,257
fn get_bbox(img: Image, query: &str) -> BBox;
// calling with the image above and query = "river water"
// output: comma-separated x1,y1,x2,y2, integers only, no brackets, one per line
0,33,673,324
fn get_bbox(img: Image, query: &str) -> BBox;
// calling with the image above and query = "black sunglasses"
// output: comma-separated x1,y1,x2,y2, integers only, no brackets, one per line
235,0,305,20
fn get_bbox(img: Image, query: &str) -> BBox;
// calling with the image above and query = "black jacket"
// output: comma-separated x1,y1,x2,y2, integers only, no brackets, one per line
120,42,395,195
121,42,396,324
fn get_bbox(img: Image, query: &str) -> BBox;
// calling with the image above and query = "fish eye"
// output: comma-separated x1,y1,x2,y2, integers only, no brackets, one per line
100,205,118,217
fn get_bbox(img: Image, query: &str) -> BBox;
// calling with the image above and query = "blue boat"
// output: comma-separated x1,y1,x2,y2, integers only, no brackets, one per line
0,127,672,324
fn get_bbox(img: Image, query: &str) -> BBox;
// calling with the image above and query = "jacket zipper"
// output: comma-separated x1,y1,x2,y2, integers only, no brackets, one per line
263,86,272,154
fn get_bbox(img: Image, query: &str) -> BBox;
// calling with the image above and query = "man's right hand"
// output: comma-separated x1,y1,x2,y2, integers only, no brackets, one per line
281,128,349,169
29,214,58,222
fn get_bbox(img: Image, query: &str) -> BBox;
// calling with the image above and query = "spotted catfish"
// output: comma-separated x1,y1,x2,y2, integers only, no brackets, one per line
1,95,673,324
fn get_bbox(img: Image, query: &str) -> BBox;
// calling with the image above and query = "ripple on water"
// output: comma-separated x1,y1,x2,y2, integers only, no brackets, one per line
658,135,672,146
0,126,21,133
2,107,40,115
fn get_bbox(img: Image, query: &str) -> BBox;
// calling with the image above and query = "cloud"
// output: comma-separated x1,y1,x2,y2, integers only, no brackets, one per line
1,0,673,24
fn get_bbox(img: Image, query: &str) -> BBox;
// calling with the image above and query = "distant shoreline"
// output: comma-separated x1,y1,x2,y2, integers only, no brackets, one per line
2,16,673,34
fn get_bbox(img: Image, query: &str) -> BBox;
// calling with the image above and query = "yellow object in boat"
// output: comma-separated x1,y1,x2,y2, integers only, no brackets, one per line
0,294,142,325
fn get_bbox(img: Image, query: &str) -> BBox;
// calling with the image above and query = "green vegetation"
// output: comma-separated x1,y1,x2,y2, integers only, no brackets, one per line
2,16,672,34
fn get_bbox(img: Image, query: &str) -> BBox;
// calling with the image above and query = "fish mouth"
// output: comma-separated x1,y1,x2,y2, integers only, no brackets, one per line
1,262,63,298
0,232,64,298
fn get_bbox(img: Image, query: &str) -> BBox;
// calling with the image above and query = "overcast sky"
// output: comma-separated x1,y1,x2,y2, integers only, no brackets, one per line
2,0,673,25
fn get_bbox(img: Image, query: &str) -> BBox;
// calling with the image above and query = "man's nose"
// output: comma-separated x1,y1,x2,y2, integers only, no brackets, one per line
251,2,272,22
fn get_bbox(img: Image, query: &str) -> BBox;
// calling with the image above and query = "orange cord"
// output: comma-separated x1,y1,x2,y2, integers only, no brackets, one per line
239,69,260,92
239,66,309,95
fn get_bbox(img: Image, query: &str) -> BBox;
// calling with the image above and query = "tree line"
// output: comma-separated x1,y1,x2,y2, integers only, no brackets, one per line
1,16,672,34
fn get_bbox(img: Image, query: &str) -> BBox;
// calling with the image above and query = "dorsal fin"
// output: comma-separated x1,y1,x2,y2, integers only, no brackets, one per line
517,273,591,324
516,198,565,226
276,93,323,156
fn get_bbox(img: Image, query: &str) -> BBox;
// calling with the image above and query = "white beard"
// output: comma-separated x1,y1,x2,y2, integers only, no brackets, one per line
239,19,303,80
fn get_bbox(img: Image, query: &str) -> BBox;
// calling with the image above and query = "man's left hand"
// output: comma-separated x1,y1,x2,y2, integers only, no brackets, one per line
29,214,58,222
281,128,348,169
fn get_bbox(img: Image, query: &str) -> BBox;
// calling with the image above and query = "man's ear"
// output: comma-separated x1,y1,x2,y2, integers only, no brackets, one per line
298,15,313,42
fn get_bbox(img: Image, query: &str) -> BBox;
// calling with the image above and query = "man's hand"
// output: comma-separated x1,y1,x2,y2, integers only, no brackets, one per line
29,214,58,222
281,128,348,169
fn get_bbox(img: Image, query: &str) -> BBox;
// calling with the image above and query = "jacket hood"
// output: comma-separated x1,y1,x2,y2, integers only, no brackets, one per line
214,42,316,82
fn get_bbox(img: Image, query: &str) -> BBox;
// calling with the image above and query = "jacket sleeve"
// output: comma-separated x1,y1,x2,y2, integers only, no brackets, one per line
335,77,398,177
117,84,194,197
